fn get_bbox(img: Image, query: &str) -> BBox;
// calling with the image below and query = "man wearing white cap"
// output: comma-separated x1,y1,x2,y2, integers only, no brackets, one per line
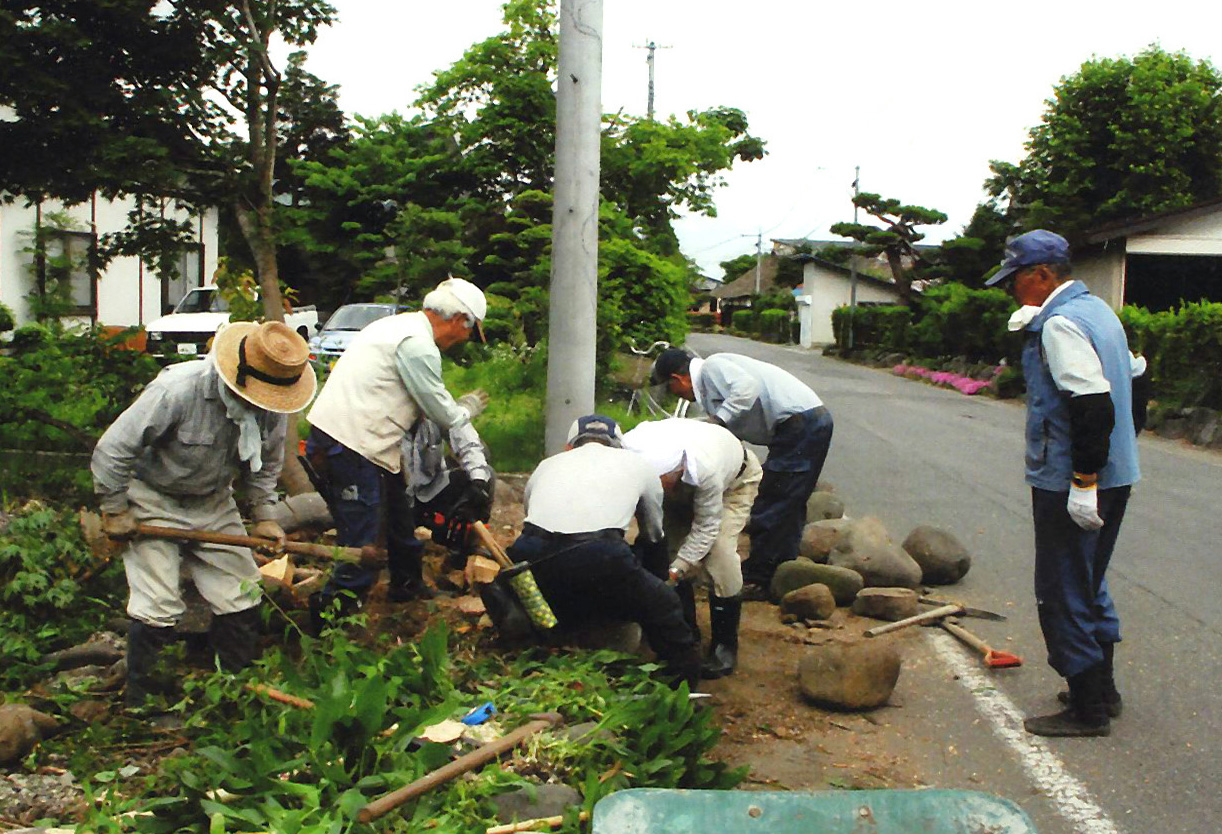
306,277,495,606
622,418,762,679
92,321,316,708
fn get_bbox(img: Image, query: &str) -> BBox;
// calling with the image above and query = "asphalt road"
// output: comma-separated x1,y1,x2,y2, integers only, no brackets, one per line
687,331,1222,834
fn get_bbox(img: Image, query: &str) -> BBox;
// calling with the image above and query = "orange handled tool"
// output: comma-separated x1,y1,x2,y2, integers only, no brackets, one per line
940,620,1022,669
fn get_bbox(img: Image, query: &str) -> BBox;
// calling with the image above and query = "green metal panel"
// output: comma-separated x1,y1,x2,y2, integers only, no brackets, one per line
593,788,1037,834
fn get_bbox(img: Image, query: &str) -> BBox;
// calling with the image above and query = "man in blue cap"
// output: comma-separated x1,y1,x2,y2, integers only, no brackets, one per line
986,230,1148,737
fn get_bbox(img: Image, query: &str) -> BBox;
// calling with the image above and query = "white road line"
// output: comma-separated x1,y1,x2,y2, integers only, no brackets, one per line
930,631,1122,834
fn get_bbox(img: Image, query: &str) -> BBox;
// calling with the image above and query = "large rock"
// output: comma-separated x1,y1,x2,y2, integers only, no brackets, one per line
805,491,845,522
827,517,922,589
268,491,333,533
799,519,850,564
851,587,920,621
798,640,902,710
0,704,59,766
492,783,582,823
780,583,836,621
902,526,973,585
770,560,864,605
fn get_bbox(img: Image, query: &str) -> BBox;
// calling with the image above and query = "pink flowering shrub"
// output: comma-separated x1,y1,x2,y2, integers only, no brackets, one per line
892,364,1003,396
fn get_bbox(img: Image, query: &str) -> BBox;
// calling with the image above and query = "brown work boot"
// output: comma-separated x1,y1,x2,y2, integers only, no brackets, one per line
1026,665,1111,737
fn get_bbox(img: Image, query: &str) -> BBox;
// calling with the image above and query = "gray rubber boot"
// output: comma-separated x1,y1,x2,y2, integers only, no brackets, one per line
700,594,742,680
1026,664,1112,737
209,607,263,672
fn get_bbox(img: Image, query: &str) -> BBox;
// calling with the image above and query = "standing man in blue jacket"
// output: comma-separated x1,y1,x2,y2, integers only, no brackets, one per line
986,230,1146,737
650,348,833,598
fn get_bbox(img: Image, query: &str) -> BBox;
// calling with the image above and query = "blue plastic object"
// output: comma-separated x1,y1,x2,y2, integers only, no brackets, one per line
460,702,496,726
592,788,1038,833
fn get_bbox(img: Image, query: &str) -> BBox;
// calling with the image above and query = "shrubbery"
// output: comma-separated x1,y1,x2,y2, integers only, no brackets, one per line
730,309,754,333
757,308,789,343
1122,301,1222,410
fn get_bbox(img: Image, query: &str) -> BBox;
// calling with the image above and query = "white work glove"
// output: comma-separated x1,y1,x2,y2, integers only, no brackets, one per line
1067,483,1104,531
251,519,287,552
102,509,138,540
668,558,699,582
457,389,490,420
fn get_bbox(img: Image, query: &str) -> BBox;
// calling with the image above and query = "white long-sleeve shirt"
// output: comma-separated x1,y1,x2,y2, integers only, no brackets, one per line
622,418,747,564
523,443,664,540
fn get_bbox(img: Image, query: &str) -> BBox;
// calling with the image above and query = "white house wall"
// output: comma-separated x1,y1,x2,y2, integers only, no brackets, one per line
1124,211,1222,256
1074,246,1126,309
800,262,903,346
0,195,217,330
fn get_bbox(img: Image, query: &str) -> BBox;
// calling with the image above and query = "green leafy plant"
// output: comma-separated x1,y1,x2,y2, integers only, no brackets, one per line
0,503,126,688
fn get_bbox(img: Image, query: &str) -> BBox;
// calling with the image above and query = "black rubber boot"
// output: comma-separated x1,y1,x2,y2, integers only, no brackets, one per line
673,580,699,641
700,594,742,680
1026,664,1112,737
125,621,175,709
210,608,262,672
388,540,433,602
1058,642,1122,717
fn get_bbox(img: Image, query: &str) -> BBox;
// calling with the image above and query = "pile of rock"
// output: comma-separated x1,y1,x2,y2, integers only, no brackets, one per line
771,488,975,712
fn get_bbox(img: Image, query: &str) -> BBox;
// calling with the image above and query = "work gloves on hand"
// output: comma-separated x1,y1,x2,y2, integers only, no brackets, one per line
668,557,700,582
102,509,138,540
1067,476,1105,531
455,476,495,522
457,389,490,421
251,519,287,552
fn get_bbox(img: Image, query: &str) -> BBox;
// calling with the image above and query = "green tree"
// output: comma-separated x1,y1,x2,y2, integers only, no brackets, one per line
719,253,757,283
830,192,947,300
926,201,1014,287
990,46,1222,237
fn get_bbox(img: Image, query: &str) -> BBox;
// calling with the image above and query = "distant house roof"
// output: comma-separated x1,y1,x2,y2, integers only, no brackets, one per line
1083,196,1222,245
793,253,904,293
713,256,783,299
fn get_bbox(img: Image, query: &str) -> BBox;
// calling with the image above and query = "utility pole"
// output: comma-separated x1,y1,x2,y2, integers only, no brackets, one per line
753,229,763,295
633,39,670,121
545,0,603,455
847,165,860,350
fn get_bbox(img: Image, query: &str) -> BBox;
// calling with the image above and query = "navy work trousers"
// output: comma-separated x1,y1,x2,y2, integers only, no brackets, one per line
508,532,698,685
744,406,834,586
306,428,421,592
1032,485,1129,678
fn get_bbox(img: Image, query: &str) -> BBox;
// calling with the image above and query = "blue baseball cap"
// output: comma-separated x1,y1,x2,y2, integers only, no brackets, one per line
985,230,1070,286
566,414,624,448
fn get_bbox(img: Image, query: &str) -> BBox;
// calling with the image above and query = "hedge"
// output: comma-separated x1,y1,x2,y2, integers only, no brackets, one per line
730,309,756,333
757,309,790,343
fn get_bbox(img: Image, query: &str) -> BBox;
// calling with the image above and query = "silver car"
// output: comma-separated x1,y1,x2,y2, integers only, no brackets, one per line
308,303,402,370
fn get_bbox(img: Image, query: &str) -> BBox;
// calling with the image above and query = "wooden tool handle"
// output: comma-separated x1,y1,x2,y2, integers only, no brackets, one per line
471,521,515,569
864,604,963,637
940,620,990,653
358,712,563,822
135,523,366,563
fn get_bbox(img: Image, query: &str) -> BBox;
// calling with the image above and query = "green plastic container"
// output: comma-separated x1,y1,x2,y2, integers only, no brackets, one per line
593,788,1037,833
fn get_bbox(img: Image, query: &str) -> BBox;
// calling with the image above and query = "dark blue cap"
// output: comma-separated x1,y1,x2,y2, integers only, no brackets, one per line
985,230,1070,286
566,414,624,448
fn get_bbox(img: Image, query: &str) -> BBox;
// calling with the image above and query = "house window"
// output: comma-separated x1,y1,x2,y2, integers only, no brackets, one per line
39,230,96,319
161,244,204,314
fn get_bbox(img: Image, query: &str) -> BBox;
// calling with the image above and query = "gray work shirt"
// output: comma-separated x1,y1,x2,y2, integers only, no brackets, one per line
523,443,664,540
91,359,287,519
690,353,823,446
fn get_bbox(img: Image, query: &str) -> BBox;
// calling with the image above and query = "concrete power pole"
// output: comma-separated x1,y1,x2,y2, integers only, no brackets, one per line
634,40,671,121
545,0,603,455
754,230,763,295
847,165,860,350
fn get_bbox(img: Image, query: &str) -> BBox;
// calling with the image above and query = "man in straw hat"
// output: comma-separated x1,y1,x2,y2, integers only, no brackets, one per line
505,415,700,689
305,277,495,608
92,320,316,709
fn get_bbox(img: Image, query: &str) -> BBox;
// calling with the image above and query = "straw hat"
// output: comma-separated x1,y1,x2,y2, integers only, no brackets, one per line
212,321,316,413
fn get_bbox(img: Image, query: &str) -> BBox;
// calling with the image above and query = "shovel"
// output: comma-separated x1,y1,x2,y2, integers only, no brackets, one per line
940,619,1023,669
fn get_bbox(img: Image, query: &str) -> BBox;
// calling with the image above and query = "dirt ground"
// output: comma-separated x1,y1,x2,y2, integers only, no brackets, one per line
405,474,933,794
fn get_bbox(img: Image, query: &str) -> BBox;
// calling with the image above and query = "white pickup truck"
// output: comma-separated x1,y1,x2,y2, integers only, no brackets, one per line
144,286,318,361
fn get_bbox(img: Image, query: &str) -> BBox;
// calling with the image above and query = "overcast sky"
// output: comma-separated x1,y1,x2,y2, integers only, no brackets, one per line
301,0,1222,279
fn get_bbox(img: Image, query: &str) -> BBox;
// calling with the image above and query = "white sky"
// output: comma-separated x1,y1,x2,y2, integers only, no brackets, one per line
302,0,1222,279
